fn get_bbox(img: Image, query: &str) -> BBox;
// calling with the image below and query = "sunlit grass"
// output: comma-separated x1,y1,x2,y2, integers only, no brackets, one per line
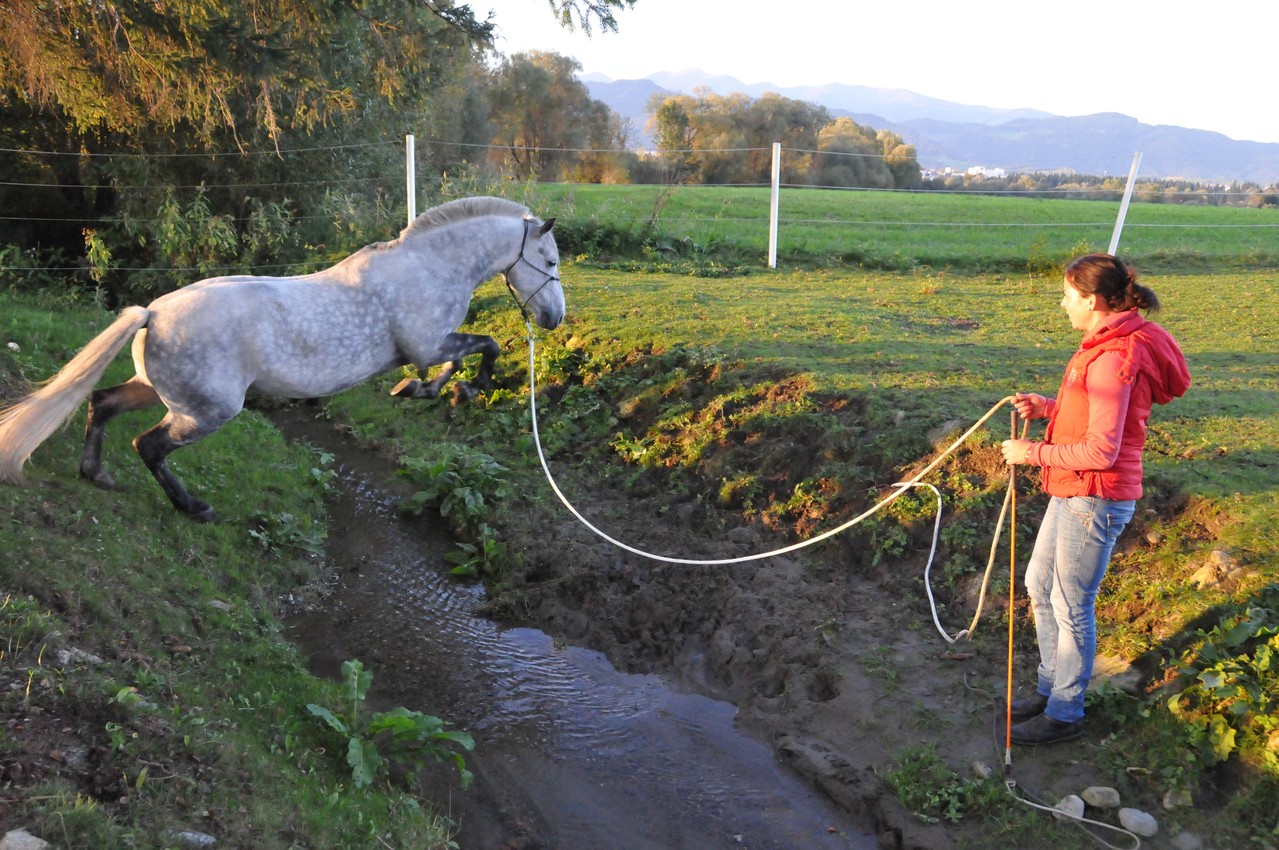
523,182,1279,271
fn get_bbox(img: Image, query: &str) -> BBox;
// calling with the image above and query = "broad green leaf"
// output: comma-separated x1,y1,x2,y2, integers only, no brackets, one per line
306,704,348,736
347,737,384,789
341,659,372,703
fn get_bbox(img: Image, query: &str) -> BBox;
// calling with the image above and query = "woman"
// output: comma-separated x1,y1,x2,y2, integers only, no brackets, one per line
1000,253,1190,746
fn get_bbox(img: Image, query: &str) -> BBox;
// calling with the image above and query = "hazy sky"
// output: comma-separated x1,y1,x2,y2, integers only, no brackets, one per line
481,0,1279,145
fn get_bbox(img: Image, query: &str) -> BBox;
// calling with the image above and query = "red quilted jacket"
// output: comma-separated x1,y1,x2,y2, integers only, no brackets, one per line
1028,310,1191,500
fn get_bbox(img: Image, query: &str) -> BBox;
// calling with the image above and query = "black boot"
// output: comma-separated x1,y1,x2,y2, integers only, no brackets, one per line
1010,713,1084,746
1009,692,1049,720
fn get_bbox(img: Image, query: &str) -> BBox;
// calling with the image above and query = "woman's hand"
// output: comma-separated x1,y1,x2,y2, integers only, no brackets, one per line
1001,438,1035,465
1012,392,1048,420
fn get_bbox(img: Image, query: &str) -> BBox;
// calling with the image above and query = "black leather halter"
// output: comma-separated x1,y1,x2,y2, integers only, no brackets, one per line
502,220,560,318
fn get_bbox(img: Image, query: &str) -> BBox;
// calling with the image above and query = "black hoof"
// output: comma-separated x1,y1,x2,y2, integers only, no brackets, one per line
451,383,479,404
187,503,217,523
82,469,117,490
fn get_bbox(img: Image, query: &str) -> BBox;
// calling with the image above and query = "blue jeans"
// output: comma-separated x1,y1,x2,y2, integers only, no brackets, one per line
1024,495,1135,723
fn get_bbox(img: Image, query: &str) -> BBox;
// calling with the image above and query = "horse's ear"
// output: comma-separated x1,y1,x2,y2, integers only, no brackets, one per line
539,218,556,235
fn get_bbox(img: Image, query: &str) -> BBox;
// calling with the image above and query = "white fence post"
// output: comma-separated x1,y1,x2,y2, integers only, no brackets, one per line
406,134,417,227
768,142,781,268
1108,151,1142,255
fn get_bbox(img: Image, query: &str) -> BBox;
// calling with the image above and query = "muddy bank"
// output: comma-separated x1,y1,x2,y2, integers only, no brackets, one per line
276,408,876,849
274,392,1129,850
483,444,1127,850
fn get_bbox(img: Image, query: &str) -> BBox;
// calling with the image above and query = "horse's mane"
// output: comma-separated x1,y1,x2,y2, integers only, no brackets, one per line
397,196,531,242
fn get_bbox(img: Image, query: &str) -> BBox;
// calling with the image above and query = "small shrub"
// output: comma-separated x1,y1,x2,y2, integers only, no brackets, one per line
882,745,987,824
306,660,474,790
399,445,511,532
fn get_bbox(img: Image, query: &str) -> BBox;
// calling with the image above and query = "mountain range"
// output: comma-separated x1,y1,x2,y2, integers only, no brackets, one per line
583,69,1279,185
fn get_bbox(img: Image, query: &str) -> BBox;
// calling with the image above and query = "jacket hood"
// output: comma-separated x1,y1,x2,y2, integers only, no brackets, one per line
1085,311,1190,405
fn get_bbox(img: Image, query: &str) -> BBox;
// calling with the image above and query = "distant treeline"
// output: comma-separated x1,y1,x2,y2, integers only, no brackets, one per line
922,172,1279,208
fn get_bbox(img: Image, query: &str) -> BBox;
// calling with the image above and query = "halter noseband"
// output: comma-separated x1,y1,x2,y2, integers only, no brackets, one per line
502,219,560,318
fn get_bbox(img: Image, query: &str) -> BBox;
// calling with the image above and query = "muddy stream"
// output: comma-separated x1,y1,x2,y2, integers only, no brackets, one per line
276,409,875,849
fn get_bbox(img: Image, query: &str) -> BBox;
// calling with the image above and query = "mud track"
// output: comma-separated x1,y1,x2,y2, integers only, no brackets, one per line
498,469,1121,849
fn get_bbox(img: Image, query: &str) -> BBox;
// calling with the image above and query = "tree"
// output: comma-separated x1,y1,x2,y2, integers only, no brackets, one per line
878,130,922,189
0,0,488,144
742,93,829,183
543,0,639,34
815,118,894,189
485,51,622,181
649,94,697,184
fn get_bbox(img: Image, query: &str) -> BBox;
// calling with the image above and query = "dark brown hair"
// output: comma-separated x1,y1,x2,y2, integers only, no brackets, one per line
1065,253,1160,312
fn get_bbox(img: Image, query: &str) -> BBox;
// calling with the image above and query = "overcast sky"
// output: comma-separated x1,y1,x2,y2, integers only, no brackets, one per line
481,0,1279,145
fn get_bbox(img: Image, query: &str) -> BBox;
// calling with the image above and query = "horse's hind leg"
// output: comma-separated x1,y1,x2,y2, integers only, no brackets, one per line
450,336,501,404
80,377,161,489
133,410,231,522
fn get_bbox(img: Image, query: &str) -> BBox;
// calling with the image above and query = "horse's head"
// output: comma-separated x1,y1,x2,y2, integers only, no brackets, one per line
504,216,565,330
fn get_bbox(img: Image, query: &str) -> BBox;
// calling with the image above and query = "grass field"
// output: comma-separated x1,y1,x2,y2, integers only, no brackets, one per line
519,182,1279,272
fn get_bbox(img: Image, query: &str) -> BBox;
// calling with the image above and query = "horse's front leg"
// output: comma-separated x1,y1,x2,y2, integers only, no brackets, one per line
390,333,501,403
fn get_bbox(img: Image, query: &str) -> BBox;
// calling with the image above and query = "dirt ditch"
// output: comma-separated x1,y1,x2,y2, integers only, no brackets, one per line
277,398,1137,850
275,408,878,850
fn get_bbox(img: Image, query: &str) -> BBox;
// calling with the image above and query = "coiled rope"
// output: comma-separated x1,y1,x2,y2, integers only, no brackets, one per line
521,321,1141,848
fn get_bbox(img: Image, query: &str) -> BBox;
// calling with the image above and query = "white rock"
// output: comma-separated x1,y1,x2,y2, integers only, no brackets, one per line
1053,794,1085,821
1208,549,1235,567
6,342,19,352
55,647,105,667
1089,655,1144,695
1081,785,1121,808
1,829,52,850
1189,562,1221,588
1118,807,1159,837
1170,831,1205,850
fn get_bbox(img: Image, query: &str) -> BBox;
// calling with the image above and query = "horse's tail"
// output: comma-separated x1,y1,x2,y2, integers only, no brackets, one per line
0,306,151,484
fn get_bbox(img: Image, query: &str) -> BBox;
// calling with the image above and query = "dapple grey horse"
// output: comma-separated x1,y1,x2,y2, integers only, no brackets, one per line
0,196,564,521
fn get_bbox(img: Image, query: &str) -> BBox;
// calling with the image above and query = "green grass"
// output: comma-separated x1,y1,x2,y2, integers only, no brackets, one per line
520,182,1279,272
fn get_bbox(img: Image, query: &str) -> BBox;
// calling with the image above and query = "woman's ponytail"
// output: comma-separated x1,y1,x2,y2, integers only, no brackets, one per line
1066,253,1161,313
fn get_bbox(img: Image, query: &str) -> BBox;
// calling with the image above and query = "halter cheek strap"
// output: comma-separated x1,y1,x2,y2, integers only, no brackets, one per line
502,220,560,318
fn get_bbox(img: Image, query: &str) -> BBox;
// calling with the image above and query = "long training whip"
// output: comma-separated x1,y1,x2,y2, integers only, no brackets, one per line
994,412,1141,850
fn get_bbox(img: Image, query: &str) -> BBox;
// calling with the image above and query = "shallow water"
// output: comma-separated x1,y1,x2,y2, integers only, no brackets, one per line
278,409,875,849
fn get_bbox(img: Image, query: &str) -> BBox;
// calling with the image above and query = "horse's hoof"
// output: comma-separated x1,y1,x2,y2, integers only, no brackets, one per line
390,378,421,397
451,383,478,405
188,504,217,523
82,470,117,490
